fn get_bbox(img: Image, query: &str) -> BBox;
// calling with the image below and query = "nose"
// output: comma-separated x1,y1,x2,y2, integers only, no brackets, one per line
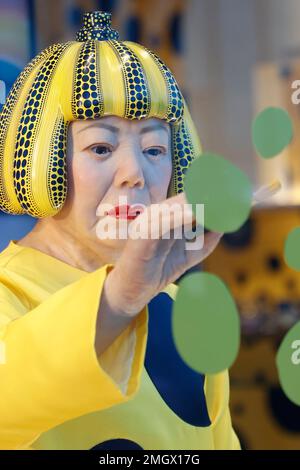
114,146,145,190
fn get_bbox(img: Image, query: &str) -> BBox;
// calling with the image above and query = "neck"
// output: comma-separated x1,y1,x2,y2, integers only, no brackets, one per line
17,218,115,272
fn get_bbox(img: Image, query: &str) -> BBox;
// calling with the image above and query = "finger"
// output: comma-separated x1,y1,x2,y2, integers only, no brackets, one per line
129,194,197,239
184,231,223,269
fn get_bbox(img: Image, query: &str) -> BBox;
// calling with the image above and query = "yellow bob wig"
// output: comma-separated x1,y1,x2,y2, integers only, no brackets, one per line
0,11,201,218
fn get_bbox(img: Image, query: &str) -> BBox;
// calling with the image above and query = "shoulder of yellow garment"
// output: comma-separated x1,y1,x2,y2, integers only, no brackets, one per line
0,241,16,268
160,282,178,300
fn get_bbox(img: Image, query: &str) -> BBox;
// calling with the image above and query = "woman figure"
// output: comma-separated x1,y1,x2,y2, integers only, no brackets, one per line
0,11,240,450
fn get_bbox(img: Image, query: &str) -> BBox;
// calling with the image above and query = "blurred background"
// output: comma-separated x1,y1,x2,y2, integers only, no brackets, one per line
1,0,300,450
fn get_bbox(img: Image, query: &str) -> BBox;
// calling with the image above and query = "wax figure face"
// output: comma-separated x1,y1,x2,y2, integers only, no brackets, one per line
58,115,172,256
0,11,202,270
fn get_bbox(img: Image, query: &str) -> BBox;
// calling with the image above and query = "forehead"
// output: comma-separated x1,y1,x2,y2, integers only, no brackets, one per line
70,115,170,135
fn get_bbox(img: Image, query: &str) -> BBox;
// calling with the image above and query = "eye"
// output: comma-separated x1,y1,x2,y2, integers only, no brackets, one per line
143,147,167,159
90,145,112,157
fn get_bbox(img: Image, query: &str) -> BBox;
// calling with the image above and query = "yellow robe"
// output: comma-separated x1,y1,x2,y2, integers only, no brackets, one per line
0,240,240,450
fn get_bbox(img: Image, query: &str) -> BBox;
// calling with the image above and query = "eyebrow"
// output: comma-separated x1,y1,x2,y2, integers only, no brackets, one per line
76,122,169,136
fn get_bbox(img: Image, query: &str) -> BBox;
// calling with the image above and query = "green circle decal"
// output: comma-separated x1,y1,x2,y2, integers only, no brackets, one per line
284,227,300,272
252,107,293,159
172,272,240,375
276,320,300,406
184,153,252,233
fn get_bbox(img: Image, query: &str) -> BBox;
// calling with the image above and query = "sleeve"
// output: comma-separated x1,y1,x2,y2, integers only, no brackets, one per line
0,264,148,450
204,370,241,450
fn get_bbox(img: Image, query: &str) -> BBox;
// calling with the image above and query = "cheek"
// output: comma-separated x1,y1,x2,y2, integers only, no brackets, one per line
158,155,173,184
71,154,111,202
148,155,173,200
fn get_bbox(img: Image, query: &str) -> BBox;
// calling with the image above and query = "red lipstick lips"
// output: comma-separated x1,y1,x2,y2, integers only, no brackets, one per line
106,204,144,220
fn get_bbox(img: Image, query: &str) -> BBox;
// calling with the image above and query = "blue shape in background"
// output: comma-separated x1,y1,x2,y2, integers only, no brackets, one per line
0,59,22,110
0,213,37,251
90,438,143,450
146,292,211,427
